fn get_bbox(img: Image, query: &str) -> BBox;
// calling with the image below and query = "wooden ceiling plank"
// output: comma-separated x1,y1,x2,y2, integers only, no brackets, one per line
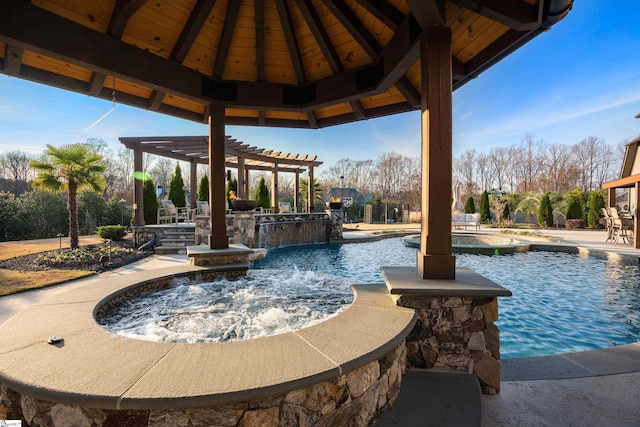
448,0,540,31
321,0,381,59
107,0,148,38
406,0,445,28
275,0,306,83
171,0,218,63
255,0,265,81
296,0,342,73
213,0,242,79
353,0,404,31
4,44,23,75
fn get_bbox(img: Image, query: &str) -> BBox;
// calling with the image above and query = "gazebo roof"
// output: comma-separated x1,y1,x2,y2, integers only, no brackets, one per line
120,135,322,172
0,0,572,129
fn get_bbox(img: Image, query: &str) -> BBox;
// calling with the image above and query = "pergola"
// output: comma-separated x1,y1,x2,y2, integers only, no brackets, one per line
0,0,573,279
603,134,640,249
120,135,322,222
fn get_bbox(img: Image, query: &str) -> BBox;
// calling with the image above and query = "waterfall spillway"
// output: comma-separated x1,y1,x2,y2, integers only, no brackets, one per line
258,219,330,248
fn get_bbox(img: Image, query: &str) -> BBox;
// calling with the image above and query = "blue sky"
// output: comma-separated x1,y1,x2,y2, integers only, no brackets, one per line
1,1,639,174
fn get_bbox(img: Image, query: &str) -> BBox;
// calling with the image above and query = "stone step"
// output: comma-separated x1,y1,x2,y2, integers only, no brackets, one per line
159,238,196,246
374,369,481,427
154,245,190,255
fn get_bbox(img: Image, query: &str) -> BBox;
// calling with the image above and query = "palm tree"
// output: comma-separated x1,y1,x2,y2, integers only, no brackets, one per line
30,144,106,249
300,177,322,209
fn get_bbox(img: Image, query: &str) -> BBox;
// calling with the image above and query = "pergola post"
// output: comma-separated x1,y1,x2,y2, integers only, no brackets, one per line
271,165,279,210
417,27,456,280
308,167,315,212
237,156,246,199
294,171,300,212
208,103,229,249
190,158,197,209
133,143,144,226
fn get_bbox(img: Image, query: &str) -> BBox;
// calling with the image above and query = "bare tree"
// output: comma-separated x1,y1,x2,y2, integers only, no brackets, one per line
149,157,175,196
572,136,601,191
0,150,33,195
453,149,476,199
488,147,511,193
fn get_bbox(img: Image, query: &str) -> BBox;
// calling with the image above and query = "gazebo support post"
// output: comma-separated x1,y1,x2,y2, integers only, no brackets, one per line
417,27,456,280
133,143,144,226
208,103,229,249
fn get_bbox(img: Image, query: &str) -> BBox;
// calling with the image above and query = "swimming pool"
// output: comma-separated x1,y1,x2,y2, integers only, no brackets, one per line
253,238,640,358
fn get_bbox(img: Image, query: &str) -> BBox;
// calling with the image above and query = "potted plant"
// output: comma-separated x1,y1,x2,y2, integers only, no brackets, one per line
228,191,257,211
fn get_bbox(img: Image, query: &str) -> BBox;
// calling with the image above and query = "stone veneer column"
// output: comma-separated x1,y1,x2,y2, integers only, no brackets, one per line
382,266,511,394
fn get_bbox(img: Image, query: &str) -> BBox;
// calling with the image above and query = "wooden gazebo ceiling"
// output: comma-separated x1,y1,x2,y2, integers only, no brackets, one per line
0,0,572,129
120,135,322,172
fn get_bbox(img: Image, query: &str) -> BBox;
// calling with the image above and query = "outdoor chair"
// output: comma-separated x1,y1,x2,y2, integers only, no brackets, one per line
157,200,192,224
601,208,613,243
195,200,210,216
279,202,291,213
609,207,633,245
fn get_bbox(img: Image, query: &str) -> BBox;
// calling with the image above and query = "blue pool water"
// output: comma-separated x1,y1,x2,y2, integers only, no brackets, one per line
253,238,640,358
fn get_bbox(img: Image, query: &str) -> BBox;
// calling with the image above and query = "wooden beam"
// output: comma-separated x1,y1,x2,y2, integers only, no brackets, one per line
3,44,23,75
147,90,164,110
307,111,318,129
255,0,265,81
297,0,342,72
353,0,404,31
213,0,241,79
87,72,106,95
396,76,421,108
321,0,380,59
107,0,147,38
406,0,445,28
350,100,366,120
449,0,540,31
276,0,306,83
171,0,218,63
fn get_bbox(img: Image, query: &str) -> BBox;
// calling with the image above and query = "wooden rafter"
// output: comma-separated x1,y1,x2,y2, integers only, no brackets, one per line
322,0,380,59
213,0,242,79
276,0,306,84
406,0,445,28
107,0,147,38
172,0,218,63
255,0,265,82
3,44,23,75
353,0,404,31
448,0,541,31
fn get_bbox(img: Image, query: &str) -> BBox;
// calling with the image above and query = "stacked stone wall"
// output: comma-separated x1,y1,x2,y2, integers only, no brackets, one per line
395,295,501,394
0,342,406,426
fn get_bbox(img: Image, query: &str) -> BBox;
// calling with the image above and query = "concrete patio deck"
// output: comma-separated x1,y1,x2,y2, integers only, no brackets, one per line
1,226,639,425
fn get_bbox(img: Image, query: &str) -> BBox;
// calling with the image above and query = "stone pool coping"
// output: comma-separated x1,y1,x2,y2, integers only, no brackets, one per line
0,265,416,410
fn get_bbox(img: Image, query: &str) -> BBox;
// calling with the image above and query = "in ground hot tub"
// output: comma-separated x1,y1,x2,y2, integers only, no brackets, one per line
402,233,530,254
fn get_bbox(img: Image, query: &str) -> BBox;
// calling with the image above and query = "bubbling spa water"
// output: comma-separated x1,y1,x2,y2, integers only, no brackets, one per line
99,269,354,343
